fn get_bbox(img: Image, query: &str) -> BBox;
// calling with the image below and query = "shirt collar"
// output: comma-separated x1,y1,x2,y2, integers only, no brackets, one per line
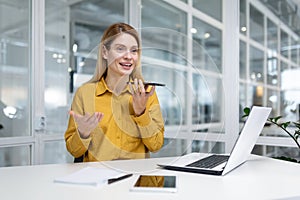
95,77,109,96
95,77,131,96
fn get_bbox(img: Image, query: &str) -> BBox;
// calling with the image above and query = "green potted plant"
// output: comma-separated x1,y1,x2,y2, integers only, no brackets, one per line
243,107,300,163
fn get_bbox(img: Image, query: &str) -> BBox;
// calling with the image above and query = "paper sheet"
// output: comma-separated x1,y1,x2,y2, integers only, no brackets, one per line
54,167,125,186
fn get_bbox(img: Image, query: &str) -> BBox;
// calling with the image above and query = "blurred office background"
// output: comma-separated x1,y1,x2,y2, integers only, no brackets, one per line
1,0,300,167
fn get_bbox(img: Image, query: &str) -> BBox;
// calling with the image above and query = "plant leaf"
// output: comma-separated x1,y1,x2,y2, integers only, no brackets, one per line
294,131,300,139
280,121,290,129
242,107,250,118
273,116,282,123
293,122,300,129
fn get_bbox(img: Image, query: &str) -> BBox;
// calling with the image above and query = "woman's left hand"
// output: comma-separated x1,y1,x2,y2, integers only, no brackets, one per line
129,78,155,116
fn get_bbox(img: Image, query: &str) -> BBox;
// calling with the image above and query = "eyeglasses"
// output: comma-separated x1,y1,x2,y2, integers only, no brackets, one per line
112,45,139,55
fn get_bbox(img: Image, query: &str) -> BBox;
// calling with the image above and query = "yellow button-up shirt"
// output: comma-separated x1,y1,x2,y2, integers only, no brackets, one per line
65,78,164,161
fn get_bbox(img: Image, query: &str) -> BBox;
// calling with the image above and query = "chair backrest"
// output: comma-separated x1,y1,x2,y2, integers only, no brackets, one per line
73,151,88,163
74,155,84,163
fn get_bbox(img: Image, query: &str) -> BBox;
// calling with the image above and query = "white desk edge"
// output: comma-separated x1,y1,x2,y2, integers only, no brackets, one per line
0,154,299,200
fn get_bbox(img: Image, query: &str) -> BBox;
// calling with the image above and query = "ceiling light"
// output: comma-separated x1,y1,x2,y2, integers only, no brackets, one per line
204,32,210,39
3,106,17,119
72,43,78,53
241,26,247,32
191,28,197,34
79,61,85,67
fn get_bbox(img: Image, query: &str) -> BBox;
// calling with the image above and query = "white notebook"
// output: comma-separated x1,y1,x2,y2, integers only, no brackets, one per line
54,167,126,187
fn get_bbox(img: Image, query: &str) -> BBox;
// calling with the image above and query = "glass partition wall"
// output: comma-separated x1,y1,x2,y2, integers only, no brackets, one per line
1,0,299,166
0,0,32,166
240,0,300,160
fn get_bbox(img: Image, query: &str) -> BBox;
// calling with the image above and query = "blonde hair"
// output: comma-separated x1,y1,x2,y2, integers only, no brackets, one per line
88,23,143,83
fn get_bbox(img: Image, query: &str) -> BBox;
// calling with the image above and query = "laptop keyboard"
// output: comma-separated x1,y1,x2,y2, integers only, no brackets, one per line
186,155,230,169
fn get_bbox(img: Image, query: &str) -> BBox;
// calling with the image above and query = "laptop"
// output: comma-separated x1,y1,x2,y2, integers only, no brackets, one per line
158,106,272,176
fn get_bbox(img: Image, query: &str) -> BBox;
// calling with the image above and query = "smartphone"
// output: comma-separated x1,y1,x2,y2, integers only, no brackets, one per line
130,175,177,193
127,81,166,87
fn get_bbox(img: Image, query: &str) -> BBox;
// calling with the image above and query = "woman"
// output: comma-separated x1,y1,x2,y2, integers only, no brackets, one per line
65,23,164,162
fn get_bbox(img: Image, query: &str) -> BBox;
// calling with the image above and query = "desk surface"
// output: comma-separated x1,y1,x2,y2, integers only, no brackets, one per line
0,154,299,200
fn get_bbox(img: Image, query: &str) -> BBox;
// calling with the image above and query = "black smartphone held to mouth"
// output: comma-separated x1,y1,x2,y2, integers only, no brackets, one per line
129,175,177,193
127,81,166,87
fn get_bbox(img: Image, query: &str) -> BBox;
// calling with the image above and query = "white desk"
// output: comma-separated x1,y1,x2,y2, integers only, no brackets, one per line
0,154,299,200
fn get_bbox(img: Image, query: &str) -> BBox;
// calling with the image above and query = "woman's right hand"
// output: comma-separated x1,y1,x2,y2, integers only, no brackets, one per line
69,111,104,139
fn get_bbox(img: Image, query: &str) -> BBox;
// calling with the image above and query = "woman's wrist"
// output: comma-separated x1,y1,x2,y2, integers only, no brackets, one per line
134,108,146,117
78,129,90,139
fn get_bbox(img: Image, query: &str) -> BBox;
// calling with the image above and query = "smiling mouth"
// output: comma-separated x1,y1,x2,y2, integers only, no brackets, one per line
120,63,132,69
